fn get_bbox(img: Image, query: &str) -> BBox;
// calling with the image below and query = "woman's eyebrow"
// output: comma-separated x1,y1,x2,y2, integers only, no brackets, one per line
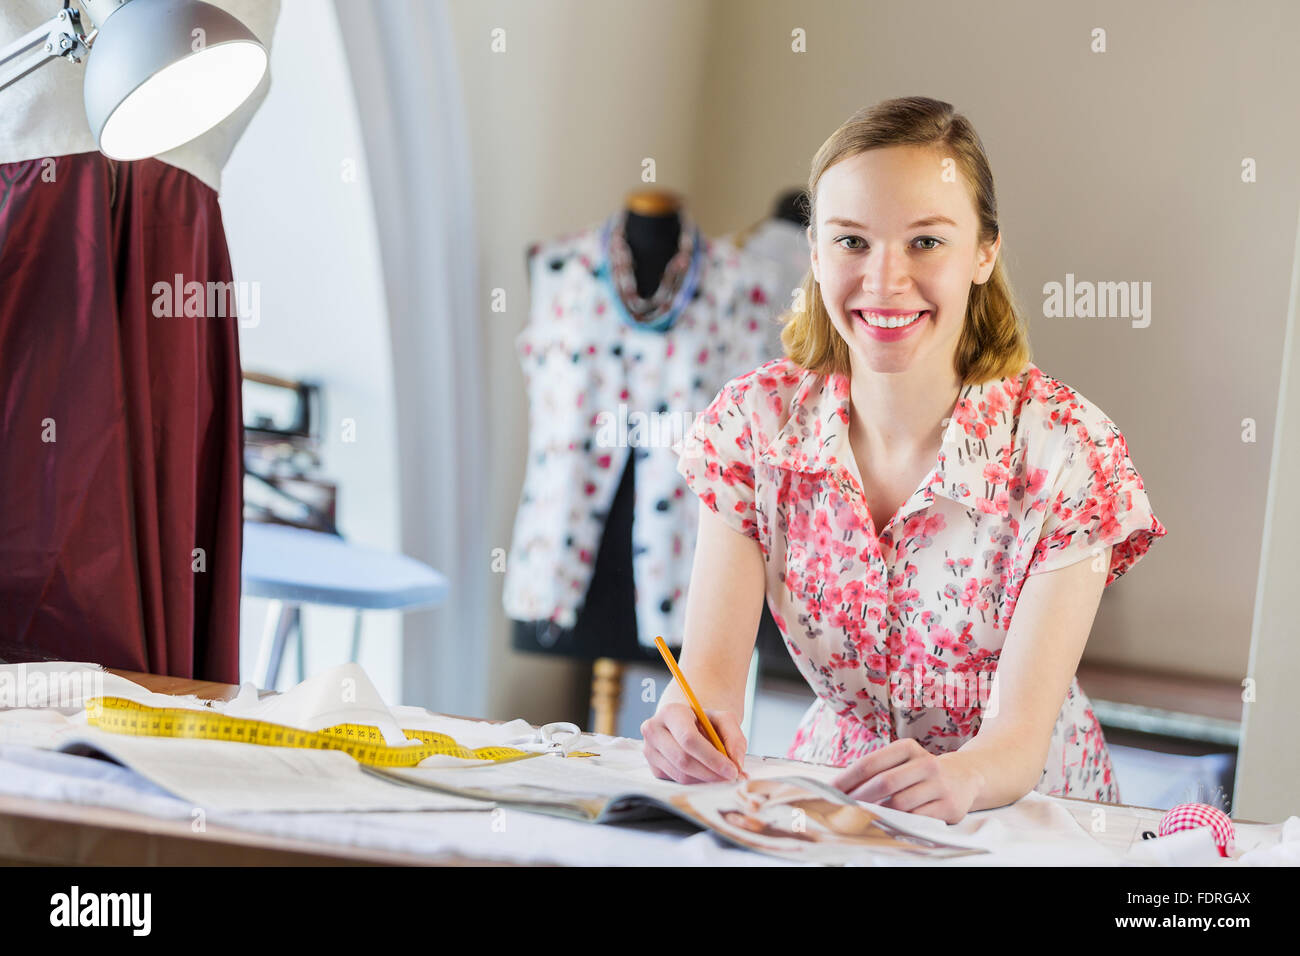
826,215,958,229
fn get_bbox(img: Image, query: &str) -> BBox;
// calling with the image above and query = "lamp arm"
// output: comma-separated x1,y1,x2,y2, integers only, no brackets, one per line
0,4,93,93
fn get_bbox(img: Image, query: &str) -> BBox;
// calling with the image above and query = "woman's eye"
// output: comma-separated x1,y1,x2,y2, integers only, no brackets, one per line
834,236,942,251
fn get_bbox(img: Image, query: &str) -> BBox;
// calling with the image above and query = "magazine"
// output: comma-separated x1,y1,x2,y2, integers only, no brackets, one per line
364,755,987,864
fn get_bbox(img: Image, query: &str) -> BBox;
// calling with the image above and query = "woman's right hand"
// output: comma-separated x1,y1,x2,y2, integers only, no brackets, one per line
640,703,747,784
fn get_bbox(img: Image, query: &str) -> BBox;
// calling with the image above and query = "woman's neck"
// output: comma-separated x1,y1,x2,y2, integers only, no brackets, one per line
847,360,963,465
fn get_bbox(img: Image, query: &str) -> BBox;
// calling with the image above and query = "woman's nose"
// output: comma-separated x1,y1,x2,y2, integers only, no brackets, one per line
862,244,911,295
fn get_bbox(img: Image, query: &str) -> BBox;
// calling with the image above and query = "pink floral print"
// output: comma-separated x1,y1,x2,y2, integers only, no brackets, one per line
674,357,1167,802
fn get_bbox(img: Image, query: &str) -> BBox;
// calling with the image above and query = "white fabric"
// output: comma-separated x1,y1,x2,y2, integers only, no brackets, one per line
1,741,1290,866
0,744,798,865
1122,825,1223,866
1235,814,1300,866
502,217,785,648
0,661,1288,865
0,0,280,193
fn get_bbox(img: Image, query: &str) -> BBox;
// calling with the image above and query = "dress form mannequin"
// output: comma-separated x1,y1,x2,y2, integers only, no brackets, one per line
511,192,686,733
512,190,789,731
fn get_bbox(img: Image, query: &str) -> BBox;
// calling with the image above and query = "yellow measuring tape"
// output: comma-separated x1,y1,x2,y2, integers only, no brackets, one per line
84,697,596,767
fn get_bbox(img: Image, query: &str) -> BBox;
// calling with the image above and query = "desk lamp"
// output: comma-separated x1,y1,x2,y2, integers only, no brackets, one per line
0,0,268,160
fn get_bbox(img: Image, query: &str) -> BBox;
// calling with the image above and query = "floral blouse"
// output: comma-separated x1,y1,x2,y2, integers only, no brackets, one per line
502,213,784,650
673,356,1167,802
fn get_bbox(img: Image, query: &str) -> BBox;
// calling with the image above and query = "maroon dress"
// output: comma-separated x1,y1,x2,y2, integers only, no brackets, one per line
0,152,243,682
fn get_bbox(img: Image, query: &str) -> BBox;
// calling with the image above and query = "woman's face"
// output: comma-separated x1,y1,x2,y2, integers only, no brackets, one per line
808,145,1000,378
720,810,767,833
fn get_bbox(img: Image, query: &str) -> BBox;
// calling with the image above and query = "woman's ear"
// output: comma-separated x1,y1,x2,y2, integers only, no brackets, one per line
974,231,1001,285
807,225,820,284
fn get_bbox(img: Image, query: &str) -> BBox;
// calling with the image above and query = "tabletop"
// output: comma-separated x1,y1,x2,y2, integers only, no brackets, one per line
0,668,1267,866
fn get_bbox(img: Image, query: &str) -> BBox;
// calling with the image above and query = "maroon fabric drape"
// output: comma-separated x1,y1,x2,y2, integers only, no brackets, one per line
0,152,243,682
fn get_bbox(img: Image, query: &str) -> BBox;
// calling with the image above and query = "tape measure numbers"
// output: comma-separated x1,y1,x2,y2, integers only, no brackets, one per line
84,696,596,767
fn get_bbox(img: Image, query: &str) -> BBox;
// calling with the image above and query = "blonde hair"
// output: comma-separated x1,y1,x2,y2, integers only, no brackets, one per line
780,96,1031,385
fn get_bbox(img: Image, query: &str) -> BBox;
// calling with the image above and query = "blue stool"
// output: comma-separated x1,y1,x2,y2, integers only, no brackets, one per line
241,522,447,690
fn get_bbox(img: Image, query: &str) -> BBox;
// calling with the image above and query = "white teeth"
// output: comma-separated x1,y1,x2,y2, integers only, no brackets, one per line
857,310,925,328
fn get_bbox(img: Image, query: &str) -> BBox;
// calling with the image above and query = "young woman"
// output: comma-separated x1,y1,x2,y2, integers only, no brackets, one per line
641,96,1166,824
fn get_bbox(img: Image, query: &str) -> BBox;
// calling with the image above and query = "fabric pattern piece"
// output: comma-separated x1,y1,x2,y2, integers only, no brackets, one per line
674,356,1167,800
503,214,786,649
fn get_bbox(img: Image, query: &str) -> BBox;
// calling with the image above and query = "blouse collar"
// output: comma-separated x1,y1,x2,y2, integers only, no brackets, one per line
757,364,1030,509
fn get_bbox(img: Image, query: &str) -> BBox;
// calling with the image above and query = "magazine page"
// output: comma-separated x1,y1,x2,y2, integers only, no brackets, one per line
367,756,987,864
645,774,987,864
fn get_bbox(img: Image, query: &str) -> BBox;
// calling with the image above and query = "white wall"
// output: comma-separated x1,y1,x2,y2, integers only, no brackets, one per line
219,0,403,703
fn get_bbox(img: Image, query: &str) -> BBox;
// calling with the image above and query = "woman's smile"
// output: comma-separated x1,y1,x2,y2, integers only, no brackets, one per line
852,307,933,341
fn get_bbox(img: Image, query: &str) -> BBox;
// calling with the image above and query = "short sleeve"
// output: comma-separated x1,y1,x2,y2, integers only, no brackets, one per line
1027,417,1167,585
673,382,760,541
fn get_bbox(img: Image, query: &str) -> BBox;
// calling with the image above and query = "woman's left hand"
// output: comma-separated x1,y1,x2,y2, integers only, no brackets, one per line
831,739,982,825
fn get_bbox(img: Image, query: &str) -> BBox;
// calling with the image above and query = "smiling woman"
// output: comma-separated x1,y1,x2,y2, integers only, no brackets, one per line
646,97,1168,824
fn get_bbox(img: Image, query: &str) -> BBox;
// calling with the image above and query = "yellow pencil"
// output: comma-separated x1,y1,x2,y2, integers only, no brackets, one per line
653,635,748,780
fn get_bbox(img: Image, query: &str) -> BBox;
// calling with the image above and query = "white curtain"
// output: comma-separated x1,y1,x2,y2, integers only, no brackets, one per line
332,0,488,717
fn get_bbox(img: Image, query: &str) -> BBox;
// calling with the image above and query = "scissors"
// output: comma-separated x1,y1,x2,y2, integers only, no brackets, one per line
504,721,584,756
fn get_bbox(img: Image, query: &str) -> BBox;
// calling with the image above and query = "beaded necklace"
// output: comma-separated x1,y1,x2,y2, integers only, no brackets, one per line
596,209,702,332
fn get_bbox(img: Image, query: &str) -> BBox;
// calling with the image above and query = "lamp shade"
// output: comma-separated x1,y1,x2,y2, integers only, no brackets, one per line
83,0,268,161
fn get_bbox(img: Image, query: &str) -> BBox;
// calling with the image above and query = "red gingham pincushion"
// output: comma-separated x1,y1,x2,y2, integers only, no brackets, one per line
1157,803,1235,857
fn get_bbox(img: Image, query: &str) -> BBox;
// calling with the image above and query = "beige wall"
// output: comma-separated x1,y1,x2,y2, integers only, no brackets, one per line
447,0,1300,722
447,0,717,722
